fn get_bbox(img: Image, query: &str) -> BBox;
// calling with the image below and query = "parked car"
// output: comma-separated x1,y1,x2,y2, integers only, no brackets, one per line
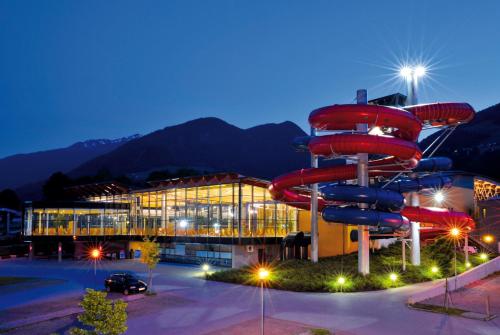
104,273,147,295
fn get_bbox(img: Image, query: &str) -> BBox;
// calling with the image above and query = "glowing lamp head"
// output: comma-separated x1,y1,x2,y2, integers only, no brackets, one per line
483,235,494,243
202,264,210,272
389,273,398,282
434,191,445,204
257,268,270,281
431,266,439,274
450,227,460,238
480,253,488,261
400,66,412,79
179,220,188,228
337,276,346,285
414,65,426,78
91,248,100,259
465,262,472,268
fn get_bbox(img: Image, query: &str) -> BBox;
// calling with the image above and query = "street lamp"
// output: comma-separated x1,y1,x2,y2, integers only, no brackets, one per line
90,248,101,276
400,64,426,269
257,267,270,335
449,227,461,277
483,235,494,243
399,65,427,105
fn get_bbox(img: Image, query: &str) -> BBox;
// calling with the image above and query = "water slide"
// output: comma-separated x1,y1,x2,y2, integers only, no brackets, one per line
269,102,476,237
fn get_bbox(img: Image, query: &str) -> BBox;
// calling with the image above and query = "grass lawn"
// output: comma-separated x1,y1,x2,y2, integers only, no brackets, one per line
208,238,491,292
0,277,37,286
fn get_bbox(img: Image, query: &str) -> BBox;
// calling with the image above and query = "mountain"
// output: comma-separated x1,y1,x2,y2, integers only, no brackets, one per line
70,118,309,180
420,103,500,180
0,135,140,190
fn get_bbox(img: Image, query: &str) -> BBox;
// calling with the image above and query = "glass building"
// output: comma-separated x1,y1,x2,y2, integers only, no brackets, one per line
24,173,299,267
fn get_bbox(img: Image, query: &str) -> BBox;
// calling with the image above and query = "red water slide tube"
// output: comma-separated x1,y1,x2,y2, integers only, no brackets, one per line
269,102,476,231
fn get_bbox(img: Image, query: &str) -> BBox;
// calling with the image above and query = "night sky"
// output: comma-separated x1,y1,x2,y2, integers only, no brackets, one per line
1,0,499,158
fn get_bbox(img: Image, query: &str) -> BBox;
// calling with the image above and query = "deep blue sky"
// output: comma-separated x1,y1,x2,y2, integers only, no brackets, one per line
1,1,499,158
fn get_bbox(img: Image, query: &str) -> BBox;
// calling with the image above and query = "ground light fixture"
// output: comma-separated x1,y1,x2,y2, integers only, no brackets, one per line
479,253,488,261
336,276,346,292
389,273,398,282
202,263,210,272
256,267,271,335
431,266,439,274
482,234,494,243
465,262,472,268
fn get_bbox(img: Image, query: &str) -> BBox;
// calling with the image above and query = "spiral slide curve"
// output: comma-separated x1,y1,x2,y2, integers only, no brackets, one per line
269,102,476,235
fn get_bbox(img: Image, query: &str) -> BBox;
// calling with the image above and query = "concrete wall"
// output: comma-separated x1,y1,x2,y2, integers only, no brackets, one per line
408,256,500,304
231,244,280,268
297,210,358,258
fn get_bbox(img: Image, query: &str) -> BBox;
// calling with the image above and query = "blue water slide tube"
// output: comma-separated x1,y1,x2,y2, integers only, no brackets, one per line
322,207,410,230
384,175,453,193
414,157,452,172
321,185,404,211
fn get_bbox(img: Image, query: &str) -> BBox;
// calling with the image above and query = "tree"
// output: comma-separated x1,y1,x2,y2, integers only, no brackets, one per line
0,189,21,210
140,237,160,294
70,289,127,335
43,172,72,200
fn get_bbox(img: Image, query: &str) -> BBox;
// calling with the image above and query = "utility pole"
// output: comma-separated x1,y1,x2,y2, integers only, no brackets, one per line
356,89,370,275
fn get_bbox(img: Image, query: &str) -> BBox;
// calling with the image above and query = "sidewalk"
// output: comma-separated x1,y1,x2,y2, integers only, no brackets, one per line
421,272,500,317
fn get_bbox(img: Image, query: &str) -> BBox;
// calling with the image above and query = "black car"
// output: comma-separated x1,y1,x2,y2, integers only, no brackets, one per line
104,274,147,295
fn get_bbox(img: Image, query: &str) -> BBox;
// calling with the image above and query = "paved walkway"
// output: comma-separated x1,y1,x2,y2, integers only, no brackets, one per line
0,259,499,335
423,272,500,316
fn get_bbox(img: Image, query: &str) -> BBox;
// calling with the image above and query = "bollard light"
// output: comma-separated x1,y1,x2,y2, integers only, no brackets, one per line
389,273,398,282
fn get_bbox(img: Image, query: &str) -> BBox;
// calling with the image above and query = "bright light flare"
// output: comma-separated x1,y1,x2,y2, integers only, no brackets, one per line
202,264,210,272
449,227,461,238
399,66,412,79
465,262,472,268
368,126,385,136
479,253,488,261
257,268,270,281
431,266,439,274
337,276,346,285
179,220,188,228
434,191,445,204
90,248,101,259
414,65,427,77
389,273,398,282
483,235,494,243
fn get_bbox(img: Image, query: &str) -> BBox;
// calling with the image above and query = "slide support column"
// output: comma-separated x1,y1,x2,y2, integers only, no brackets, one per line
310,127,319,263
356,89,370,275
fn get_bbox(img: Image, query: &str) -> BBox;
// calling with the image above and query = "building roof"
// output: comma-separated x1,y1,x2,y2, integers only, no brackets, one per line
142,172,270,192
65,182,130,198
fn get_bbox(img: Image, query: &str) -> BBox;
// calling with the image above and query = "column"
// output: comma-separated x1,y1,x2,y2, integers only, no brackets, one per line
356,89,370,275
310,127,319,263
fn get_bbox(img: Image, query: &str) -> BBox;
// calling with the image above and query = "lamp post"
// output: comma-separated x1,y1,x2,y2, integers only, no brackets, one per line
257,268,270,335
450,228,460,277
400,65,426,267
90,247,101,288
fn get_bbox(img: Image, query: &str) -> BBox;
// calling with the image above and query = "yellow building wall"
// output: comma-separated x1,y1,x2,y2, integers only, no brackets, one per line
297,210,358,258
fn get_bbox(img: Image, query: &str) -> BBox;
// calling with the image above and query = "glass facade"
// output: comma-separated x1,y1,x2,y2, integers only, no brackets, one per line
24,180,298,239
